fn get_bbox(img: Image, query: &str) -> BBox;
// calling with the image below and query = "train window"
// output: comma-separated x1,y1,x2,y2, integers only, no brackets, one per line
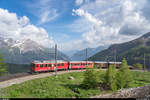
58,64,60,66
81,64,82,66
48,64,51,67
36,64,38,67
83,64,85,66
40,64,43,67
62,63,64,66
88,63,90,65
44,64,47,67
54,64,57,67
78,64,79,66
75,64,76,66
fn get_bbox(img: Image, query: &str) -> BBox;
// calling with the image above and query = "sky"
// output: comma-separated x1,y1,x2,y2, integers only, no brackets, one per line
0,0,150,54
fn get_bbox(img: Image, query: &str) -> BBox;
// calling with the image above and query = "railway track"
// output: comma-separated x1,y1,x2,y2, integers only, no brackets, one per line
0,69,86,89
0,72,31,82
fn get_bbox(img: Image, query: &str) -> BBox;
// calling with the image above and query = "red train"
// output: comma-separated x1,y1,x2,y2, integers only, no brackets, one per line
30,60,137,73
30,60,94,73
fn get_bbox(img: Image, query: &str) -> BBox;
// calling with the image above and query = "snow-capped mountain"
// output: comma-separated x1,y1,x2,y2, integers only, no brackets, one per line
0,37,70,64
10,39,45,53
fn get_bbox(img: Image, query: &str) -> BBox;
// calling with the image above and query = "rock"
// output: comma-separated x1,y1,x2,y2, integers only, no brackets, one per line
92,84,150,98
68,76,75,80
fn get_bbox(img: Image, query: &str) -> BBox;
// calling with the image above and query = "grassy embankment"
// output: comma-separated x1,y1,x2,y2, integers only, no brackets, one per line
0,70,150,98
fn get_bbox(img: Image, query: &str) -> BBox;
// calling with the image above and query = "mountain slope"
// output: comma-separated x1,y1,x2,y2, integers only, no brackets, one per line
89,32,150,68
71,46,108,61
0,37,70,64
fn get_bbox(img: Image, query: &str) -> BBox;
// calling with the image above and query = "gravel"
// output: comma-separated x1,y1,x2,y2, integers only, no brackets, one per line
92,84,150,98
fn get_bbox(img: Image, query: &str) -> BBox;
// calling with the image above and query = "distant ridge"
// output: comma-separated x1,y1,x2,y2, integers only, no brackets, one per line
70,46,108,61
89,32,150,69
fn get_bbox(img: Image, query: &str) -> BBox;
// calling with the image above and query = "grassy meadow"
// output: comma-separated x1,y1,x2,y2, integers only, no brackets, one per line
0,70,150,98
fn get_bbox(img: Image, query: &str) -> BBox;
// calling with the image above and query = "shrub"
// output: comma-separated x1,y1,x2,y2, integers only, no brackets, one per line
81,68,98,89
104,65,117,91
0,54,8,76
133,63,143,69
116,58,133,89
99,68,105,84
93,63,97,69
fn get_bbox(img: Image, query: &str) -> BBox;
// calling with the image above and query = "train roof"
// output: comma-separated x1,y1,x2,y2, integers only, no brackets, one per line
31,60,122,64
69,61,93,63
94,61,122,64
32,60,68,64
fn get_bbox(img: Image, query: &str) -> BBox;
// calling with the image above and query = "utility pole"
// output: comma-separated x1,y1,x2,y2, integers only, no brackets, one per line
114,48,116,68
86,48,88,68
144,53,146,71
55,44,57,77
149,56,150,71
106,56,109,68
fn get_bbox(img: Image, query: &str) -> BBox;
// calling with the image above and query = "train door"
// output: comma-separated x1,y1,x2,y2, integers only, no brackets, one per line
30,63,35,73
35,64,39,72
68,62,71,70
51,63,55,70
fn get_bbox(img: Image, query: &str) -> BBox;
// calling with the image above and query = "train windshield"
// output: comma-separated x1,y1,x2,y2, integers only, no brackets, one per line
30,63,35,67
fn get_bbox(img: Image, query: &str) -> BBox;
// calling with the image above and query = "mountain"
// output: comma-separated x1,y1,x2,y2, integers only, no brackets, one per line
70,46,108,61
0,37,70,64
89,32,150,69
63,50,77,58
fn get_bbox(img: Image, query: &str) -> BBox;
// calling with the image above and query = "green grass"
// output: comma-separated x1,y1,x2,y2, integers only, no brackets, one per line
0,70,150,98
130,71,150,88
0,71,101,98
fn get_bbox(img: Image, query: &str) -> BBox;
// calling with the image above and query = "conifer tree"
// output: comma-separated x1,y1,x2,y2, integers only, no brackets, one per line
81,68,98,89
99,67,105,84
116,58,132,89
105,65,117,91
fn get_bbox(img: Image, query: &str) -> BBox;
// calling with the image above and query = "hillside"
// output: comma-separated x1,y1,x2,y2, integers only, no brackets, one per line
89,32,150,68
0,37,70,64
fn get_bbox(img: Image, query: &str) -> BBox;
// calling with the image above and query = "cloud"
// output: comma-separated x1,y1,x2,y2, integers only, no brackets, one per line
18,16,30,26
39,9,58,24
72,8,102,26
68,0,150,50
75,0,83,6
0,8,54,47
75,0,91,6
25,0,59,24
